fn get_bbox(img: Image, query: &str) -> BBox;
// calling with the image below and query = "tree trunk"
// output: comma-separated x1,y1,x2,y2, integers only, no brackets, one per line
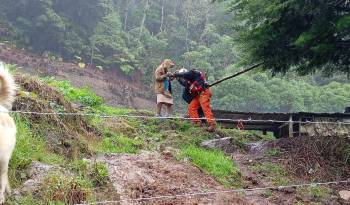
124,0,129,31
185,5,191,52
90,45,94,66
159,0,165,33
201,1,210,46
173,0,178,15
139,0,150,40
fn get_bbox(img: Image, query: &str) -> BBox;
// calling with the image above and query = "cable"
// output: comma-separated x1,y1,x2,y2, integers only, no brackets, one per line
75,179,349,205
2,110,350,125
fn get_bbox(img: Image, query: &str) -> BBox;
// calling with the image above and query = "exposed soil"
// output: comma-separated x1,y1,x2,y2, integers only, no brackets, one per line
102,151,253,205
0,43,154,109
272,136,350,182
14,74,101,158
230,139,350,205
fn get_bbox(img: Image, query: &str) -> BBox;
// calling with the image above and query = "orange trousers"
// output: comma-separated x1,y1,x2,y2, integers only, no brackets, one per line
188,89,215,125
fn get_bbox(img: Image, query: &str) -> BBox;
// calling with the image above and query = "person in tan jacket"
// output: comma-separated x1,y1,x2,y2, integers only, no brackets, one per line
154,59,175,117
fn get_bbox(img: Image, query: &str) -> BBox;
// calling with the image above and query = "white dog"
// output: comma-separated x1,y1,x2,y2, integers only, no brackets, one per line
0,62,16,204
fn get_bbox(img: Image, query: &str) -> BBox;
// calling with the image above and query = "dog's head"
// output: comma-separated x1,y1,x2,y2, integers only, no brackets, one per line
0,62,17,109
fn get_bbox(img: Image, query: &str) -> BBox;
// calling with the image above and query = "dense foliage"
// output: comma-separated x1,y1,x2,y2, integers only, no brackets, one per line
1,0,350,113
217,0,350,75
0,0,229,76
212,72,350,113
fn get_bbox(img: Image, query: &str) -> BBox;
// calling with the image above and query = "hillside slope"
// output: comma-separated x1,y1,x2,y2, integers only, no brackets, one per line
8,72,252,204
6,69,350,204
0,43,154,109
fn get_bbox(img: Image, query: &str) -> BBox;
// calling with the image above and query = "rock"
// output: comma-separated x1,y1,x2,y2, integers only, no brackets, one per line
20,162,54,194
200,137,235,153
308,168,315,174
161,147,178,158
28,161,53,177
339,190,350,200
279,187,296,194
246,141,268,154
71,102,85,110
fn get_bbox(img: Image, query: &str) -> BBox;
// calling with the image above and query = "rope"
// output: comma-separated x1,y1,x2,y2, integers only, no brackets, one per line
2,110,350,125
76,179,349,205
1,110,348,203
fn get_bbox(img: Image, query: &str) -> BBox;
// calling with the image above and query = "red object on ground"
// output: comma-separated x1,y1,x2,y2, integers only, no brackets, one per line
237,120,245,130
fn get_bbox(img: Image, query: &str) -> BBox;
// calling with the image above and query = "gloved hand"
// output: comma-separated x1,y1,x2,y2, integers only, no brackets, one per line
165,72,174,77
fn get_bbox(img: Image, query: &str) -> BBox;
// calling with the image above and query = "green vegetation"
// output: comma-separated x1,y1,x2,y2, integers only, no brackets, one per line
179,145,241,187
69,160,109,187
38,172,94,204
221,129,275,149
1,1,350,113
251,162,290,186
95,134,144,154
46,78,104,107
217,0,349,74
90,162,109,187
9,114,64,187
297,186,331,199
0,0,348,203
265,148,282,158
262,190,274,198
213,73,350,113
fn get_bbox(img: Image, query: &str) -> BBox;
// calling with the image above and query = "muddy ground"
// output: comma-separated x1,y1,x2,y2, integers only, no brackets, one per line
102,151,252,205
99,140,350,205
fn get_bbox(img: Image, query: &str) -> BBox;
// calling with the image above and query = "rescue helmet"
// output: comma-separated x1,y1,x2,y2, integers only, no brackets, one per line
178,68,188,73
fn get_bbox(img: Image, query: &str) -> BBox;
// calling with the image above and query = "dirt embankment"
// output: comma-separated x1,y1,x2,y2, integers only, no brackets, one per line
0,43,154,109
14,74,102,158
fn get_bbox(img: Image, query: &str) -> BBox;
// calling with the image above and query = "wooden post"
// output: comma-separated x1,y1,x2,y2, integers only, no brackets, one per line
289,115,293,138
298,117,301,137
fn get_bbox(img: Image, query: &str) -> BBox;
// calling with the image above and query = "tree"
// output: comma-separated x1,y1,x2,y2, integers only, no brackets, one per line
217,0,350,75
90,12,133,70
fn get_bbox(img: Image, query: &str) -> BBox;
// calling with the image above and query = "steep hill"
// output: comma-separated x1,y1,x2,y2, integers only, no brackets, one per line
0,43,154,110
5,68,350,205
9,72,252,204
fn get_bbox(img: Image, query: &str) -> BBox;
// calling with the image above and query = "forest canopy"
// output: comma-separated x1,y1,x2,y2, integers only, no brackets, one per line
216,0,350,75
0,0,349,113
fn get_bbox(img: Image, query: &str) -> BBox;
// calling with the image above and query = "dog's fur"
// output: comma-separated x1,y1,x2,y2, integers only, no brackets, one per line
0,63,16,204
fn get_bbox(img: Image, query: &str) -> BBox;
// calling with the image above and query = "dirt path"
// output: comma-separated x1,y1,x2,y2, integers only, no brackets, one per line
102,151,253,205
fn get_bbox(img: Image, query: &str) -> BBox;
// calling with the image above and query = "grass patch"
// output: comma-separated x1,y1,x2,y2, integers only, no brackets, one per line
265,148,282,157
9,114,64,187
221,129,276,149
45,78,103,107
94,133,143,154
251,162,290,186
96,105,134,115
262,189,274,198
8,195,38,205
297,186,331,199
38,172,94,205
90,162,109,186
69,159,109,187
179,145,241,187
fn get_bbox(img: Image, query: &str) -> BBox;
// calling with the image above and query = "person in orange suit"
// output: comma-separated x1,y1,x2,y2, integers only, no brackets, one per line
173,68,216,132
